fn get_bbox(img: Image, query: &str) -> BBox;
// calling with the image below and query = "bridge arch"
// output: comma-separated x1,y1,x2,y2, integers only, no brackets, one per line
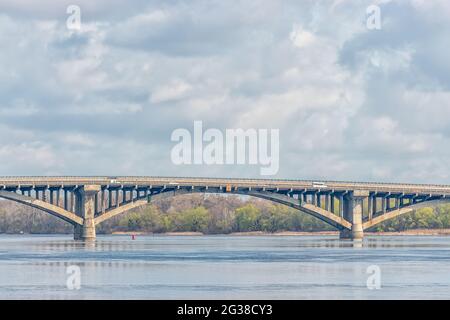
362,199,450,230
94,189,352,231
0,190,83,226
3,187,448,238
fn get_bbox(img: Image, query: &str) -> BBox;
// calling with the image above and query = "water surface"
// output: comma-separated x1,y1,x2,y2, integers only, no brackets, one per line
0,234,449,299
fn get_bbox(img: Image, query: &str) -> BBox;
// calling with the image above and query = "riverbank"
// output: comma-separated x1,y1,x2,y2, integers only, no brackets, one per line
111,229,450,236
366,229,450,236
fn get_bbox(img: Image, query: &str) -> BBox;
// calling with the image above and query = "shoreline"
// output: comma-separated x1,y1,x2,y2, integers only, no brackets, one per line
111,229,450,236
3,229,450,237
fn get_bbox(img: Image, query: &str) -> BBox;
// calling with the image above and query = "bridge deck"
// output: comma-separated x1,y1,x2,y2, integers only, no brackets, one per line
1,176,450,196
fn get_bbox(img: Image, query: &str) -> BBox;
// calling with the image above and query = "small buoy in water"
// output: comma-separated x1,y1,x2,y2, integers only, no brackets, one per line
131,234,136,240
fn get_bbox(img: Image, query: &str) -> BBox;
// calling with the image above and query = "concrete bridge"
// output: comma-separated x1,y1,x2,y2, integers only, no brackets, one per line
1,176,450,240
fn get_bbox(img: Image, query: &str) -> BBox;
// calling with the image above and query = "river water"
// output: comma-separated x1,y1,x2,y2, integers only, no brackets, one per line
0,234,449,299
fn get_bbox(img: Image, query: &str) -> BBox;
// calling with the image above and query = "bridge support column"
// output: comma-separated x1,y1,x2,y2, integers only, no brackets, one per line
74,185,101,241
339,190,367,241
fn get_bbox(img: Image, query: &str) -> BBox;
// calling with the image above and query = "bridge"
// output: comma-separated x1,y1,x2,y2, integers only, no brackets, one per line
1,176,450,240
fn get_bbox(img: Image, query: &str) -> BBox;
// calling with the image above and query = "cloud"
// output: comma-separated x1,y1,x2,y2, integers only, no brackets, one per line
290,25,316,48
0,1,449,183
150,79,192,103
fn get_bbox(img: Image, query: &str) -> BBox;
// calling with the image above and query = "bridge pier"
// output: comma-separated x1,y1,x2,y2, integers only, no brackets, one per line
339,190,367,240
73,185,100,241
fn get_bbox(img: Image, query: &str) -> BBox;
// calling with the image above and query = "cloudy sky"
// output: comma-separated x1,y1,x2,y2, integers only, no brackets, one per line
0,0,449,183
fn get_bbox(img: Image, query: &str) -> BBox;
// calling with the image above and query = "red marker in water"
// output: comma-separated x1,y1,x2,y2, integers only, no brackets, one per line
131,234,136,240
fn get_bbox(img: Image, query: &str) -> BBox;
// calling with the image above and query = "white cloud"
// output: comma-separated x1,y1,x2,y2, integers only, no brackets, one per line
0,1,449,183
60,134,95,147
150,79,192,103
0,143,58,170
290,25,316,48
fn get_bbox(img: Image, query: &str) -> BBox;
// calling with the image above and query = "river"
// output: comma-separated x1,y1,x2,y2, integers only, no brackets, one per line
0,234,449,299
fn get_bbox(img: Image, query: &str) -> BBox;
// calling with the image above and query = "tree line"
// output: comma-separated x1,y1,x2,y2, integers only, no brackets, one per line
2,195,450,234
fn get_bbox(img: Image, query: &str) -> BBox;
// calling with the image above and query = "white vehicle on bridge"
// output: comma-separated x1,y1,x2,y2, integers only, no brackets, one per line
109,177,120,184
312,182,327,188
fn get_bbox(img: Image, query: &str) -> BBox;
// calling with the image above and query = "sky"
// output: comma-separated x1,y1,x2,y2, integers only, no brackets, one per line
0,0,449,183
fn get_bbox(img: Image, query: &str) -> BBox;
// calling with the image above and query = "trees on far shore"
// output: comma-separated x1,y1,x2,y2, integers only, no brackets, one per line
1,195,450,234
